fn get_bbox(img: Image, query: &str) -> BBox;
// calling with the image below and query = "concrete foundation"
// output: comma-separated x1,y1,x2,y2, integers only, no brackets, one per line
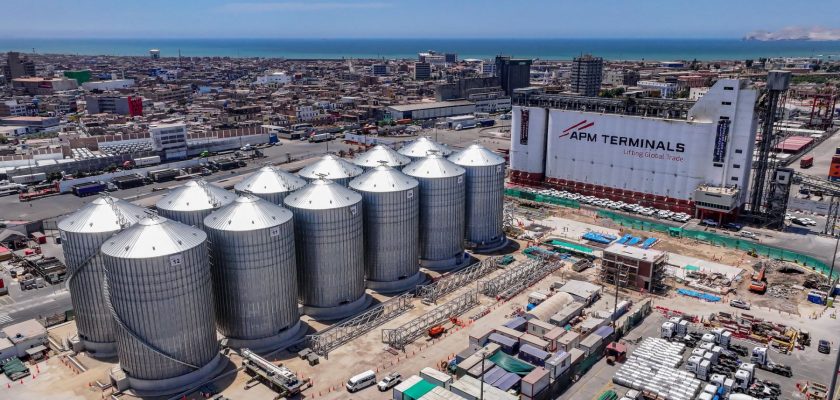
221,320,307,354
301,293,373,321
366,271,425,294
469,236,509,254
114,353,226,398
79,338,118,359
420,251,471,272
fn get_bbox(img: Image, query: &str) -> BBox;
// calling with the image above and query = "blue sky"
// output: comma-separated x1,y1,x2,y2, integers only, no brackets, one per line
2,0,837,39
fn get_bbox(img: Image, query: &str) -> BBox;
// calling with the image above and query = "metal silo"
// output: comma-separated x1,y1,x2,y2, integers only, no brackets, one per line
234,165,306,205
351,144,411,170
397,137,453,160
297,154,363,187
155,179,233,229
449,144,508,252
101,216,221,395
403,153,469,271
57,196,146,358
283,178,369,320
349,165,421,293
203,194,301,352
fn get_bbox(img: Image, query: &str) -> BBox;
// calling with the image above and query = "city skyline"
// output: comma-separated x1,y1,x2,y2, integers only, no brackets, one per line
2,0,838,39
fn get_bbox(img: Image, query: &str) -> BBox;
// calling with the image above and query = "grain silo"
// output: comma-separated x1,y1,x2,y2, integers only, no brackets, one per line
101,216,221,395
233,165,306,205
403,153,469,271
351,144,411,170
297,154,363,186
349,165,421,293
449,144,507,252
203,194,301,352
57,196,146,358
397,137,453,160
283,178,369,319
155,179,233,229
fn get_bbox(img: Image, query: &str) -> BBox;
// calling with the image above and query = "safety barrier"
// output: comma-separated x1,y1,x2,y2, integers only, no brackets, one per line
505,188,581,209
597,210,833,277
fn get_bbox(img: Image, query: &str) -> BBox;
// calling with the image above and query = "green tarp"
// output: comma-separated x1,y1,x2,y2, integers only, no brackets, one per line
1,357,29,380
404,379,436,400
685,265,700,271
545,239,594,254
488,351,535,376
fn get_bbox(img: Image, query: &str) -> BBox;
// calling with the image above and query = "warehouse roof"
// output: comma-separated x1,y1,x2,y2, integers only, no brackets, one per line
387,100,473,112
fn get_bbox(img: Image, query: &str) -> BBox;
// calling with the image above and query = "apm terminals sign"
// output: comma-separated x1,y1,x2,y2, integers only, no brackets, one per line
559,119,687,161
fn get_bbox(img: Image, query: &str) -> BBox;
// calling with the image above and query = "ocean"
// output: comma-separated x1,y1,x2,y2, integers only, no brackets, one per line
1,38,840,61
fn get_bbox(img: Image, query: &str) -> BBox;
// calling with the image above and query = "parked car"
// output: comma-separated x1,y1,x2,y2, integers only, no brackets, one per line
738,231,758,240
377,372,402,391
729,299,751,310
723,222,743,231
700,219,718,227
818,339,831,354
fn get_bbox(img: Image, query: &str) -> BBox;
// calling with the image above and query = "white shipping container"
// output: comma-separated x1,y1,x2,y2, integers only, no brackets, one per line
421,367,453,389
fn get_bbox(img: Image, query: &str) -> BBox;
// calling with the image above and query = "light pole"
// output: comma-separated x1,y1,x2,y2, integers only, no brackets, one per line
827,235,839,400
479,350,486,400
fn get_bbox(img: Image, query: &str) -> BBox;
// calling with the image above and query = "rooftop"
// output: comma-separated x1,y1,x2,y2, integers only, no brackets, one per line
387,100,473,112
604,243,667,262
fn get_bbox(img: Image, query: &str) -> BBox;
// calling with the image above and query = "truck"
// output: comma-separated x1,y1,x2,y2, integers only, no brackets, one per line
148,168,180,182
800,156,814,169
112,174,146,190
750,347,792,377
748,266,767,294
11,172,47,184
71,181,106,197
133,155,161,167
308,132,333,143
18,182,60,201
454,121,477,131
477,118,496,127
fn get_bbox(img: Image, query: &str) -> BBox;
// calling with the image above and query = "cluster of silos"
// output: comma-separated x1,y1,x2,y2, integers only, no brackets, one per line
397,136,453,160
352,144,411,170
203,194,301,351
233,165,306,204
448,144,508,252
403,153,470,271
57,196,146,358
100,215,223,396
284,178,370,319
298,154,363,186
155,179,234,228
349,165,422,293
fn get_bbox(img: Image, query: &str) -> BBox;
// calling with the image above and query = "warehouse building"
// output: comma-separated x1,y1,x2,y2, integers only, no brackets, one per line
510,78,758,218
600,244,667,293
387,100,475,120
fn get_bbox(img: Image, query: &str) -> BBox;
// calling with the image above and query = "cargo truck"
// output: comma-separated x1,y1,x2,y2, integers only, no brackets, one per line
133,155,161,167
72,181,106,197
148,168,180,182
800,156,813,168
11,172,47,184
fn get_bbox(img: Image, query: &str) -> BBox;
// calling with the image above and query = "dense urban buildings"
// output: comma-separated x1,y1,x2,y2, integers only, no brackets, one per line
495,55,532,96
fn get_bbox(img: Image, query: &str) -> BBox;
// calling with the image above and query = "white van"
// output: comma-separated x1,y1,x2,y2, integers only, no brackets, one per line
346,370,376,392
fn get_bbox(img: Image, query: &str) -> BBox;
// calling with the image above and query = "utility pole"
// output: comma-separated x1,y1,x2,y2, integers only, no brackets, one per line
479,350,486,400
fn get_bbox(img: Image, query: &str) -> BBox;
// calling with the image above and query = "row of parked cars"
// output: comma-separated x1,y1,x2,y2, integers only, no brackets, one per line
787,213,818,226
529,188,692,222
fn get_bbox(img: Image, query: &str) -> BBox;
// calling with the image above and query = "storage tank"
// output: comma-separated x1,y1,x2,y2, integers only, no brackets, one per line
204,194,301,352
57,196,146,358
283,178,370,319
449,144,507,252
297,154,363,186
155,179,234,229
349,165,421,293
397,137,453,160
351,144,411,170
233,165,306,205
403,153,469,271
101,216,221,395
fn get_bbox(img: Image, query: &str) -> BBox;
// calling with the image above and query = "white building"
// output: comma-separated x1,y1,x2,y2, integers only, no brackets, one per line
481,62,496,77
296,105,318,122
637,80,678,98
81,79,135,91
1,100,34,116
689,87,710,101
510,78,758,217
255,71,292,85
1,319,48,358
150,122,188,160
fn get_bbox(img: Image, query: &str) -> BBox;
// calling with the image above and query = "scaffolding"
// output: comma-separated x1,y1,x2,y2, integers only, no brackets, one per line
381,289,480,351
513,93,695,120
479,257,563,299
416,257,500,304
307,292,414,356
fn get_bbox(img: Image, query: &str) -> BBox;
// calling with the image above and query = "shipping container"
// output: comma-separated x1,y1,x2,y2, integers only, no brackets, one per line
134,155,161,166
393,375,424,400
481,366,506,385
72,182,106,197
487,333,518,354
468,325,496,350
545,351,572,379
112,174,146,189
518,344,550,367
11,173,47,184
420,367,453,389
502,317,527,332
491,373,521,392
449,375,518,400
148,168,180,182
521,367,550,398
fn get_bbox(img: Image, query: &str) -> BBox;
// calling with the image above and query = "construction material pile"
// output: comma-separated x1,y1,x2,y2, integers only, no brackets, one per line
631,337,686,368
613,356,701,400
767,284,796,299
